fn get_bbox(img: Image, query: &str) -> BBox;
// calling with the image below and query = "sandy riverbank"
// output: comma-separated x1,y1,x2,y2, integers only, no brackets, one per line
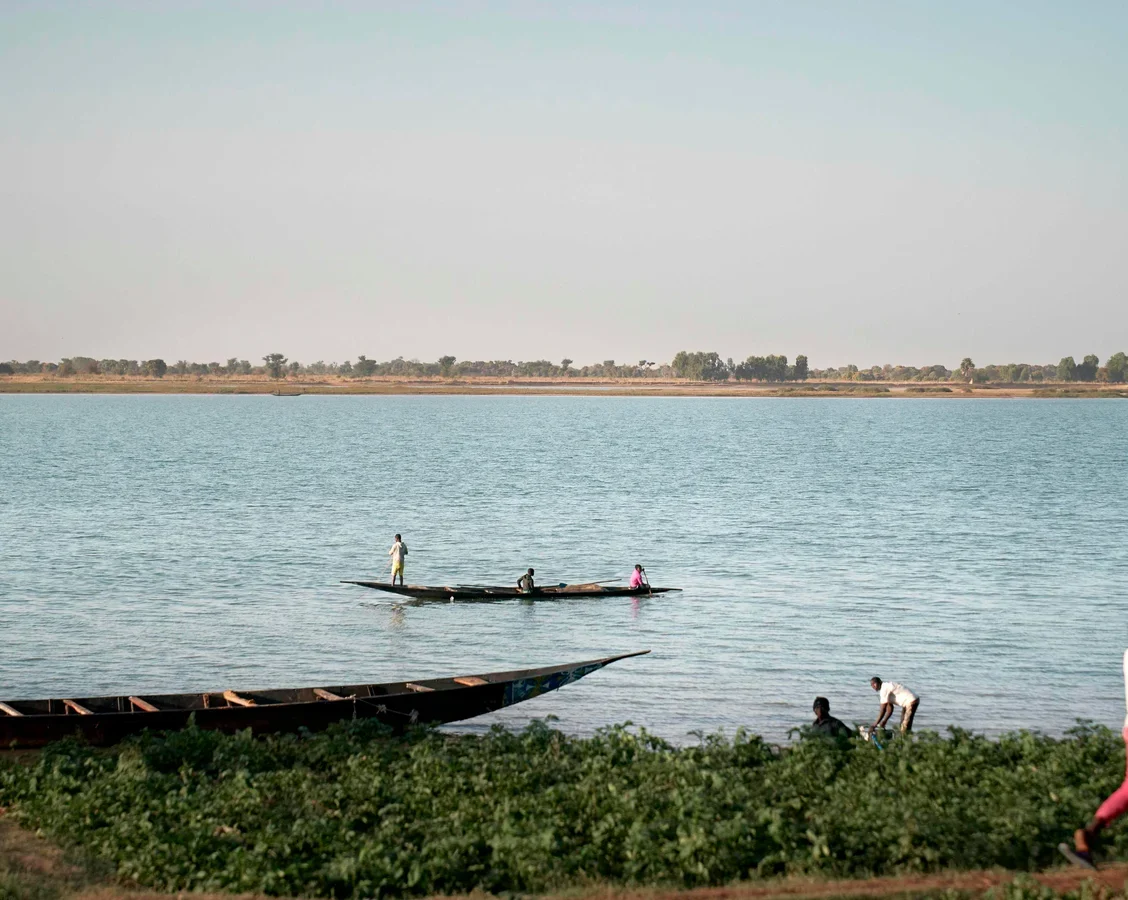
2,376,1126,398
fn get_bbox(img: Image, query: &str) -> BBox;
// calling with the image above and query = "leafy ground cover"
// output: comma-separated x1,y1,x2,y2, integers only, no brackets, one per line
1,722,1126,899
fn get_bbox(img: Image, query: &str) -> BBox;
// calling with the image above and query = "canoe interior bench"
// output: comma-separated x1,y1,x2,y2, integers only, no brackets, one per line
129,696,159,713
454,676,488,687
404,683,435,693
63,699,93,716
313,688,352,701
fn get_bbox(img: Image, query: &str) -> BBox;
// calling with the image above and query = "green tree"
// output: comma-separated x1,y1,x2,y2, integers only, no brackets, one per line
1107,351,1127,383
793,355,809,380
354,355,377,377
1057,356,1077,381
1075,354,1099,381
561,358,573,373
263,353,287,379
143,359,167,378
672,351,728,381
438,356,456,377
959,358,975,379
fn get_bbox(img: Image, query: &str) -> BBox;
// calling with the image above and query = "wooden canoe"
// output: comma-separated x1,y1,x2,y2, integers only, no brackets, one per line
342,581,681,602
0,651,648,749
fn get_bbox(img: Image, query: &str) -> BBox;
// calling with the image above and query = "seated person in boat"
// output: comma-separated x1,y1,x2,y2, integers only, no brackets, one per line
809,696,852,738
517,568,536,593
629,564,648,589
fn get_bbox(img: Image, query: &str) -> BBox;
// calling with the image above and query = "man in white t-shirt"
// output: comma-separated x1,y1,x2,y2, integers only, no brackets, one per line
870,676,920,735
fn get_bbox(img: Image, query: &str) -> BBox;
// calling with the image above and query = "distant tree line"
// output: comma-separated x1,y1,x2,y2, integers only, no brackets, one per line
1,351,1125,383
807,354,1127,384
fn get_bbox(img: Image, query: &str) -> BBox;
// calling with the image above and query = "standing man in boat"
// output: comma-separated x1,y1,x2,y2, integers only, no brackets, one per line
629,564,649,590
388,534,408,586
869,676,920,735
517,568,535,593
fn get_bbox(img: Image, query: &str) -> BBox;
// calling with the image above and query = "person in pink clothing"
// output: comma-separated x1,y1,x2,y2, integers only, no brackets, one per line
1061,650,1128,869
629,564,648,590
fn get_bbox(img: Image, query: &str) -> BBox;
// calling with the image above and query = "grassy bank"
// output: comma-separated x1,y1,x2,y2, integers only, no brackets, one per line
2,722,1126,899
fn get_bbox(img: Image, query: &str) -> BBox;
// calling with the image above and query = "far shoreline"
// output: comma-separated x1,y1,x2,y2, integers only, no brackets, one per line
2,376,1126,398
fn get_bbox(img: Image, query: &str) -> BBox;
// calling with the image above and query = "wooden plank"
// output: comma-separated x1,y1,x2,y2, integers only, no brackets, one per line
222,690,255,707
314,688,345,701
129,696,159,713
63,699,93,716
0,701,24,717
454,676,488,687
404,682,435,693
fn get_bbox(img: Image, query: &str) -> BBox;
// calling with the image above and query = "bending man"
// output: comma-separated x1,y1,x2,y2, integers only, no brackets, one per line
1061,649,1128,869
870,676,920,735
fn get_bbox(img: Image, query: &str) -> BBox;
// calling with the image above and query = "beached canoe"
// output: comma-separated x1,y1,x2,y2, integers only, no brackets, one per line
342,581,681,602
0,651,648,749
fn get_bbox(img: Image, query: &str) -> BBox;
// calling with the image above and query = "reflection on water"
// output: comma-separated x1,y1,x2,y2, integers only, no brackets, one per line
1,395,1126,743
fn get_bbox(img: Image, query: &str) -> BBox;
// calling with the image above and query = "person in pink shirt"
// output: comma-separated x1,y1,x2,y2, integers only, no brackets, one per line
629,564,648,590
1061,649,1128,869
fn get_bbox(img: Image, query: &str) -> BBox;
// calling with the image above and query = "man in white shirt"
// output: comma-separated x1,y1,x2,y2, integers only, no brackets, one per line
870,676,920,735
388,534,408,586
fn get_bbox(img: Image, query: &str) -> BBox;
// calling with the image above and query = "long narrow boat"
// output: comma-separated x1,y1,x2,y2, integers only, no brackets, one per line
343,581,682,602
0,651,648,749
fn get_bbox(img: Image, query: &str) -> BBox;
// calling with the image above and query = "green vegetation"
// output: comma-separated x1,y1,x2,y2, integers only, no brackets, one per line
777,384,891,395
1032,389,1128,399
2,722,1126,899
2,351,1127,384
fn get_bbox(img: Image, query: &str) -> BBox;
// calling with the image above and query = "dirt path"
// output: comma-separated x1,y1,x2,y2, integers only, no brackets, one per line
581,864,1128,900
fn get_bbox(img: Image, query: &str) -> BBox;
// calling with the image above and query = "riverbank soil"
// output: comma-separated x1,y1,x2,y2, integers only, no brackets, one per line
2,376,1126,397
3,815,1127,900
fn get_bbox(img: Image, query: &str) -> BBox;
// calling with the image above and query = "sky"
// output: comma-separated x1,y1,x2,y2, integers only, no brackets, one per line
1,1,1126,369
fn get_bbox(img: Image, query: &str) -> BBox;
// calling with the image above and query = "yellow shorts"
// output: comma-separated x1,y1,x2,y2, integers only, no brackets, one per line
391,561,404,575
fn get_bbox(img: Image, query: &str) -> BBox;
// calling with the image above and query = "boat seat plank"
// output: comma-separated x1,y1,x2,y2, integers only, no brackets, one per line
63,699,93,716
314,688,347,702
129,696,159,713
222,690,255,707
404,683,435,693
0,701,24,717
454,676,488,687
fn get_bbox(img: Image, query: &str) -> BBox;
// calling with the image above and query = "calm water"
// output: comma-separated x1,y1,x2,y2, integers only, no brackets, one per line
1,395,1126,743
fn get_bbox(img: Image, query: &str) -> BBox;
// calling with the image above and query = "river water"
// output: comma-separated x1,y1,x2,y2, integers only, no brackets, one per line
1,395,1125,743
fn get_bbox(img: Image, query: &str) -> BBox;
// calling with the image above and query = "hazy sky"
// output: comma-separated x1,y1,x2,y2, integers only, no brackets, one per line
2,2,1126,368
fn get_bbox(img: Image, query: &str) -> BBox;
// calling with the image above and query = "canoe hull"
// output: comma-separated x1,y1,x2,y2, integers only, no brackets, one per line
343,581,681,602
0,653,646,749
